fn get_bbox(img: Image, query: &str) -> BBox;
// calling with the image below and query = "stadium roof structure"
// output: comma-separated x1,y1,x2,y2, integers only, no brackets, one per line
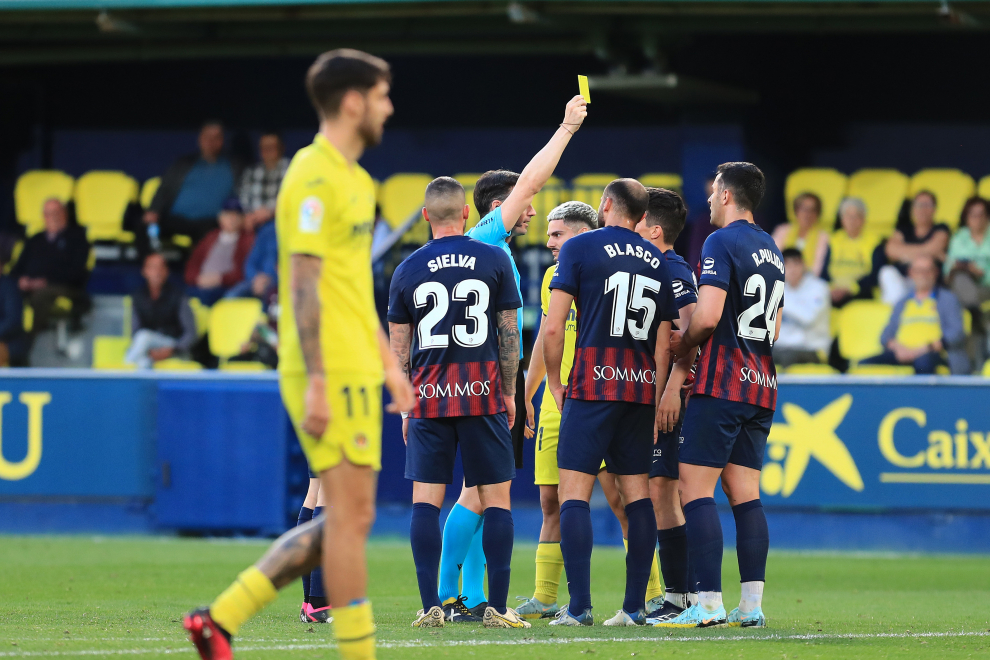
1,0,990,66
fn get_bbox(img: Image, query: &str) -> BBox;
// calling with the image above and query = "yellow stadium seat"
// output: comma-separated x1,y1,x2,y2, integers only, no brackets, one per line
846,169,909,237
153,358,203,371
982,359,990,377
188,297,211,337
520,176,567,248
785,363,839,375
784,168,848,227
569,173,618,209
4,240,23,275
75,171,139,242
908,169,976,231
454,173,483,231
847,364,914,377
978,175,990,201
963,309,972,336
171,235,192,248
22,305,33,333
140,177,161,209
220,361,269,372
92,335,132,370
208,298,263,363
14,170,75,237
639,173,683,192
837,300,892,363
379,173,433,245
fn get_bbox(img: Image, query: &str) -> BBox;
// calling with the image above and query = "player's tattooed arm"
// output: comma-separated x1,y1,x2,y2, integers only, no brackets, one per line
388,322,413,382
291,254,324,375
496,309,519,395
256,516,324,589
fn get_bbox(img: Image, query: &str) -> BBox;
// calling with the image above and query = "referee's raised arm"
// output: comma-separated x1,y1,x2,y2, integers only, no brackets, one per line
494,96,588,233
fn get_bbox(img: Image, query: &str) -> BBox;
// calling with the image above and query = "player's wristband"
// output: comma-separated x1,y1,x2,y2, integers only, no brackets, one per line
401,412,409,419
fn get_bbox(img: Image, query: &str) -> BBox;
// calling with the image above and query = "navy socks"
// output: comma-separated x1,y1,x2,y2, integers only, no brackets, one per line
481,507,514,613
296,506,314,603
622,498,657,615
308,506,327,608
559,499,593,616
732,499,769,583
657,524,690,594
410,502,443,611
683,497,723,593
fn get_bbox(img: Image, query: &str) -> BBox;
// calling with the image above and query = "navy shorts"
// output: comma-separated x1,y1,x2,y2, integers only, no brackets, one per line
558,399,654,476
650,420,684,479
405,413,515,488
679,394,774,471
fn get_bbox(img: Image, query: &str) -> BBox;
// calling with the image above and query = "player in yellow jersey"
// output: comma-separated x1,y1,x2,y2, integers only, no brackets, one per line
515,201,664,619
184,49,414,660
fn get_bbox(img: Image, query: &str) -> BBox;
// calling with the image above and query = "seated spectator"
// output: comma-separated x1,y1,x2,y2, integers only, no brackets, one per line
944,196,990,366
822,197,882,307
773,192,829,276
11,198,90,332
144,121,244,245
184,198,254,305
125,253,197,369
239,132,288,230
0,254,29,366
223,209,276,305
881,190,950,304
861,255,968,374
773,248,831,368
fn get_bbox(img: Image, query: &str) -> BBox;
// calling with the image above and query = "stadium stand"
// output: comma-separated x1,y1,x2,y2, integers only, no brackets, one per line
74,171,139,243
153,357,203,370
638,173,683,192
846,169,910,237
378,172,432,245
453,173,483,230
979,175,990,200
908,168,975,231
92,334,132,370
207,297,264,366
569,173,617,209
14,170,75,237
140,177,161,209
784,168,847,227
837,300,892,365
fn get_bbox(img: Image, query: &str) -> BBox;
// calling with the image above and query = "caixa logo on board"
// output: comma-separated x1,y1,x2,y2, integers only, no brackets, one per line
0,392,52,481
418,380,492,399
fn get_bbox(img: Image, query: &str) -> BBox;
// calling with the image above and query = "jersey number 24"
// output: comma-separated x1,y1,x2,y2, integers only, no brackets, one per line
737,274,784,345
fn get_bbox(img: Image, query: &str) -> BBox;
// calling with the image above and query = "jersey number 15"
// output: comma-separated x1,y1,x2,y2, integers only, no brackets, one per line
605,272,662,341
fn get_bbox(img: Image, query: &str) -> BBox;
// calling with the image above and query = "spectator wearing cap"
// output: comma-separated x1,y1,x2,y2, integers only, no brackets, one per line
126,253,197,369
773,192,829,276
239,132,288,231
11,198,91,332
185,198,254,305
774,247,831,368
144,120,244,245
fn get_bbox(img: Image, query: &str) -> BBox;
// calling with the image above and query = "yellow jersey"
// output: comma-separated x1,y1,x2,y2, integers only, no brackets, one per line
276,134,382,378
539,265,577,417
783,223,825,269
827,230,879,295
895,296,942,349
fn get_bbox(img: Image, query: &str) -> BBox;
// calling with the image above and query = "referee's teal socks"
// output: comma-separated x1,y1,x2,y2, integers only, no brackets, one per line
559,499,593,616
438,504,486,607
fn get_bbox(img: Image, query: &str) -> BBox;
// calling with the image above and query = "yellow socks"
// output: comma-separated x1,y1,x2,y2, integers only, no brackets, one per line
534,541,564,605
209,566,278,636
623,538,664,603
332,600,376,660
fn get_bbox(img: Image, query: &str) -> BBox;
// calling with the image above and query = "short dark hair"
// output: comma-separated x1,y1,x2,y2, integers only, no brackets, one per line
260,130,283,142
716,162,766,213
306,49,391,119
782,247,803,262
424,176,466,224
793,192,822,216
603,178,649,223
914,189,938,206
644,187,688,243
201,119,224,132
474,169,519,217
960,196,990,226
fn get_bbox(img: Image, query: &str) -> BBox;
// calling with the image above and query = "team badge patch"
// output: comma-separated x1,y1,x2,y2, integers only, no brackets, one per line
298,196,324,233
354,433,368,448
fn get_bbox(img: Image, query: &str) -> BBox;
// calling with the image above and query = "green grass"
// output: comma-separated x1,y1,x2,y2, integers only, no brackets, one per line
0,536,988,659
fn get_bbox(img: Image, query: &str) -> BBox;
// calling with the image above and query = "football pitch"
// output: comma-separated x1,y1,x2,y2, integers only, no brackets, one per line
1,536,987,659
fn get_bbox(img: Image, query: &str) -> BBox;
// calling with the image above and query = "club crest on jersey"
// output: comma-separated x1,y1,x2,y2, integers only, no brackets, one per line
603,242,662,269
354,433,368,448
298,196,324,233
427,254,477,272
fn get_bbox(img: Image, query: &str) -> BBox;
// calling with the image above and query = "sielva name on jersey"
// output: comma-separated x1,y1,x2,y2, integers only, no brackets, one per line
427,254,478,272
751,248,785,273
419,379,492,398
593,365,657,384
602,242,662,269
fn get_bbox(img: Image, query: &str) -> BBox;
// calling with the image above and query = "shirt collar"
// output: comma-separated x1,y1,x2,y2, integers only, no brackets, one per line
313,134,347,168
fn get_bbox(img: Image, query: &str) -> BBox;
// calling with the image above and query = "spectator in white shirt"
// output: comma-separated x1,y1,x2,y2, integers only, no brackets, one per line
774,247,832,368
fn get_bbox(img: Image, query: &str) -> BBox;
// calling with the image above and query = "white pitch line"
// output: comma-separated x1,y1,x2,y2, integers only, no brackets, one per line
1,630,988,656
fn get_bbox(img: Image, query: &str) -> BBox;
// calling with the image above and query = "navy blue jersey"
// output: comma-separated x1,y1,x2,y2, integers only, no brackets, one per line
665,249,699,318
549,225,677,405
693,221,784,410
388,235,522,418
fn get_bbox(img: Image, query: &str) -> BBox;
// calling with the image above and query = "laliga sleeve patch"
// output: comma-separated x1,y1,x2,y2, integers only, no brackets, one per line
298,196,324,233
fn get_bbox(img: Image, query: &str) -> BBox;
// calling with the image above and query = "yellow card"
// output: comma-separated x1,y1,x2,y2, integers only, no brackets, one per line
578,75,591,103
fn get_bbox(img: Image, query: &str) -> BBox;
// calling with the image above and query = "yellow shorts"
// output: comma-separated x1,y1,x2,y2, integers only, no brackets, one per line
280,373,384,473
534,407,561,486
